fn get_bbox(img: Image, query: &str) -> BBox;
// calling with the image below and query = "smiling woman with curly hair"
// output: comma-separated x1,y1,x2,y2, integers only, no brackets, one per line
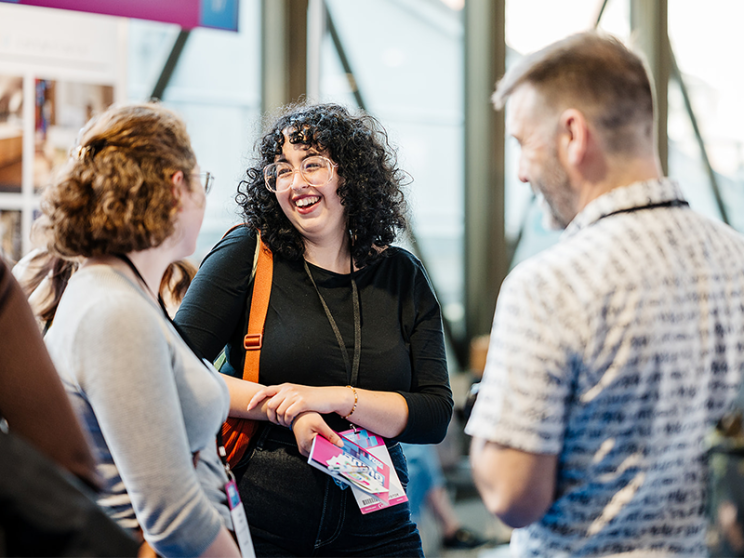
237,103,408,267
176,103,453,558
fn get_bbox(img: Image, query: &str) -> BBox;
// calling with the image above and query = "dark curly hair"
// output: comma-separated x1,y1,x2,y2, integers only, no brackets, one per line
237,103,408,268
38,102,196,258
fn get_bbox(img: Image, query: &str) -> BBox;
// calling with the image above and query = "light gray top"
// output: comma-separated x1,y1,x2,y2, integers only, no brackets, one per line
45,265,232,557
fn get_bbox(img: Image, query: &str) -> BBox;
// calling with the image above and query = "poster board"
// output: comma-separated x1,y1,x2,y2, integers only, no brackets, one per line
0,3,125,260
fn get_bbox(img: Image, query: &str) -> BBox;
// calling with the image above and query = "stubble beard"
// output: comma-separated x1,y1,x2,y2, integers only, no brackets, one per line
533,153,575,231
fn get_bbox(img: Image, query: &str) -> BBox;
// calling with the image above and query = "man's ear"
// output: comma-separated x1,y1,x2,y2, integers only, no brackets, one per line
558,109,589,168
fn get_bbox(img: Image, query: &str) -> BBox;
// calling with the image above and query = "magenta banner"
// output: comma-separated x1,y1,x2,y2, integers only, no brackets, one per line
0,0,239,31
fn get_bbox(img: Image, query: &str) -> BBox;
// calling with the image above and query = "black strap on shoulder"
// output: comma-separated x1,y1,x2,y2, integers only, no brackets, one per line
597,199,689,222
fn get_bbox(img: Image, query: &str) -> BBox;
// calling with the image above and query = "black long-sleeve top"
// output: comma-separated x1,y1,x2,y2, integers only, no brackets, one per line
175,226,453,443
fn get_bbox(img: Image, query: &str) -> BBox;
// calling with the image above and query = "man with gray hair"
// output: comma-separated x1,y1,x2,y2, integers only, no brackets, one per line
465,31,744,556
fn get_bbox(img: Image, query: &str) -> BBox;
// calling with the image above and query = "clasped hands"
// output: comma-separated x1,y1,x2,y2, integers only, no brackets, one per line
247,383,351,456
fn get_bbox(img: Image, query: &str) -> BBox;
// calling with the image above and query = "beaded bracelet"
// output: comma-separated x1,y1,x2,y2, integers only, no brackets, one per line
343,385,358,419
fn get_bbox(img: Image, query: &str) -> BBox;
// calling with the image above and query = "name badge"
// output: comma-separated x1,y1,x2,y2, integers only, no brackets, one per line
225,479,256,558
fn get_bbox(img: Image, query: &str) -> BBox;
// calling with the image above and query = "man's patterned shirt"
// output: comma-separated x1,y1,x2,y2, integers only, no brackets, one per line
466,179,744,556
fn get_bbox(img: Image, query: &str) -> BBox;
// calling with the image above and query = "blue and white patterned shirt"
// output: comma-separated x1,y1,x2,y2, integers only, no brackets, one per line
466,179,744,557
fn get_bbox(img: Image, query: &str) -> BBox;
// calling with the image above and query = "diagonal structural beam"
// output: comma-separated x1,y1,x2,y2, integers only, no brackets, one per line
150,29,191,101
593,0,610,28
668,42,729,225
324,7,365,111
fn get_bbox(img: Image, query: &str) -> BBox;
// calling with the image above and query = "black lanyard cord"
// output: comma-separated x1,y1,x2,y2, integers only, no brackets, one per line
112,254,233,472
113,254,206,359
596,199,689,222
303,255,361,387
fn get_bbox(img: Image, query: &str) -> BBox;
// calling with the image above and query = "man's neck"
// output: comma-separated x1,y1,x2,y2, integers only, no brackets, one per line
576,155,662,213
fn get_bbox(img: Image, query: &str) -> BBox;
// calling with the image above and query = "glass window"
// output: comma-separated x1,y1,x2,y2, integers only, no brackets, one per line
668,0,744,231
127,0,262,259
321,0,465,331
505,0,630,268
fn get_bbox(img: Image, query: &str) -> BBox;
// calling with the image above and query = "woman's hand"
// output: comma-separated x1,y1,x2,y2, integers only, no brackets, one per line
291,411,344,457
247,384,352,427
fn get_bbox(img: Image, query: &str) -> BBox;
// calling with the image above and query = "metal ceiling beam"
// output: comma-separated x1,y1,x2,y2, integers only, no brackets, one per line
325,8,364,111
593,0,610,27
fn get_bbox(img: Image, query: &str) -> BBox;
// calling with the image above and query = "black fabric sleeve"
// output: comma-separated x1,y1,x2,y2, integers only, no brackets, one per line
394,257,454,444
175,226,257,362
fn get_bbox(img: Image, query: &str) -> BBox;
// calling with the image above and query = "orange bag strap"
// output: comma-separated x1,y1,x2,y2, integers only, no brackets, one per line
242,234,273,382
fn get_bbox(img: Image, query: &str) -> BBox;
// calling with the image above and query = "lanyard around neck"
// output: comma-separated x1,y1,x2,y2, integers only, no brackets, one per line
596,199,689,223
113,253,236,474
113,253,170,315
303,258,361,387
113,254,208,363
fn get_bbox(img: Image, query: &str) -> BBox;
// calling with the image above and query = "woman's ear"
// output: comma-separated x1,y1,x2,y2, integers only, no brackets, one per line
170,170,186,207
171,170,185,188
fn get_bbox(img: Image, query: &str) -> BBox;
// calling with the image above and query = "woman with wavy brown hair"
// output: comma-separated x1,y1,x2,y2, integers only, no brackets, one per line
175,103,454,557
39,103,240,558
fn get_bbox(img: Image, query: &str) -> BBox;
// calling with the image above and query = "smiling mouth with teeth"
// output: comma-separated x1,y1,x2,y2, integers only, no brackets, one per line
295,196,320,208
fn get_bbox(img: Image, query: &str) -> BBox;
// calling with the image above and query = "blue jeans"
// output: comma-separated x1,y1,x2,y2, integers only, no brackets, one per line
237,425,423,557
399,444,445,522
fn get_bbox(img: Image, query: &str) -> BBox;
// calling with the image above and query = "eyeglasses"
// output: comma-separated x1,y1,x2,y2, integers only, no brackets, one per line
263,156,337,193
192,171,214,194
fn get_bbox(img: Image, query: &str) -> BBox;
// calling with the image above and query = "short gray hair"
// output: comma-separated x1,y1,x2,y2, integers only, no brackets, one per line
493,32,654,153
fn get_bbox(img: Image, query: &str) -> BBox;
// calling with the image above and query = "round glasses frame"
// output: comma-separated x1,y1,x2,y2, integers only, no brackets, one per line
192,171,214,194
263,155,337,193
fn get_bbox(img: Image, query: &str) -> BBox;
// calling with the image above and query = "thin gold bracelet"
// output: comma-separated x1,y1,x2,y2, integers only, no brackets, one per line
343,385,358,419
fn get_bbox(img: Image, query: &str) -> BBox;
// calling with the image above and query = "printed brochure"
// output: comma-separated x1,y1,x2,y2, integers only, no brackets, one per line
308,428,408,514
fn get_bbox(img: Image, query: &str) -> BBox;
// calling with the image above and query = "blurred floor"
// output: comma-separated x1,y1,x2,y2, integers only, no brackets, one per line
416,464,512,558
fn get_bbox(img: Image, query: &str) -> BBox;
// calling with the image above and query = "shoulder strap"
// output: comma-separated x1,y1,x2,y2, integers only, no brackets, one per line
220,223,261,284
242,234,273,382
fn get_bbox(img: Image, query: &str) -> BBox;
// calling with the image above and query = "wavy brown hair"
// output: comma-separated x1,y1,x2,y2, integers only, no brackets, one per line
38,103,196,258
20,252,78,329
237,103,408,268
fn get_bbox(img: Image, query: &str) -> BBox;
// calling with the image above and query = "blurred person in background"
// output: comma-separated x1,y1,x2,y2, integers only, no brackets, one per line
401,442,492,550
0,255,97,488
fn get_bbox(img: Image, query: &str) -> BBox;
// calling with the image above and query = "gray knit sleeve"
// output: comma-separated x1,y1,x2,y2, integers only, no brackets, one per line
73,296,224,557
